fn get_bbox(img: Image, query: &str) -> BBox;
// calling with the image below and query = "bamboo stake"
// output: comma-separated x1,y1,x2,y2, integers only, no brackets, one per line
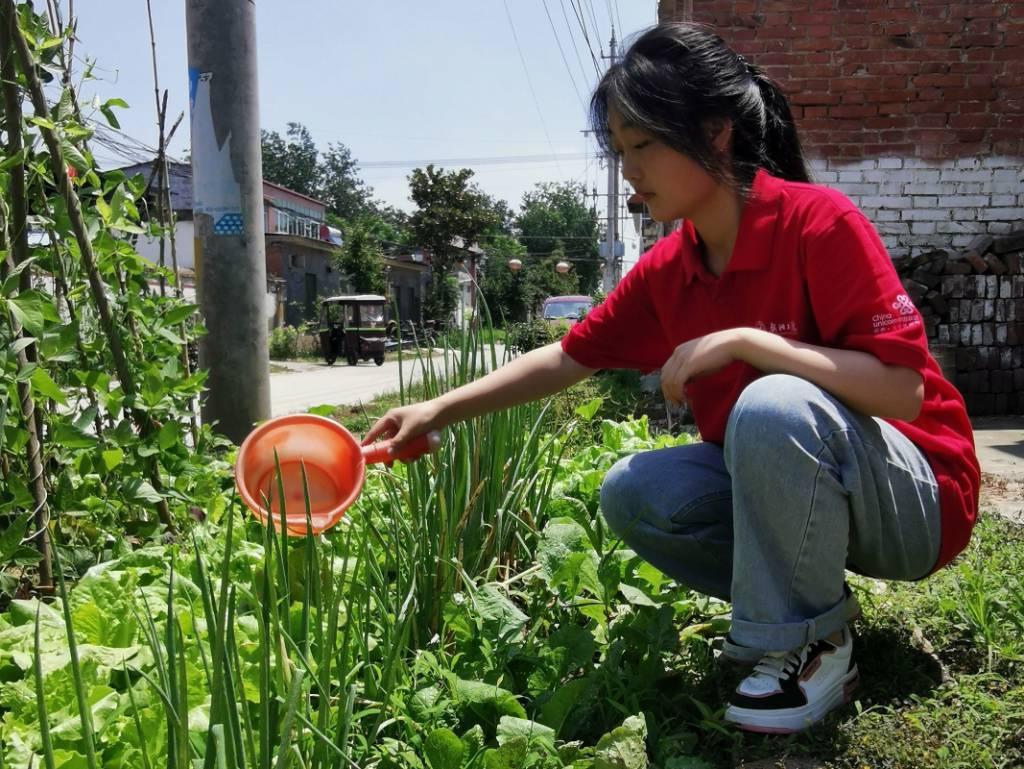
0,3,52,588
146,0,198,445
4,0,173,529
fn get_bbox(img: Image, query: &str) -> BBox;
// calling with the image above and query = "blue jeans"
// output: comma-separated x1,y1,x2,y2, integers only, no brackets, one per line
600,374,942,653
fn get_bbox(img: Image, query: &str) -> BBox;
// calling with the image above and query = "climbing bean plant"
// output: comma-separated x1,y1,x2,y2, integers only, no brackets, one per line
0,2,232,589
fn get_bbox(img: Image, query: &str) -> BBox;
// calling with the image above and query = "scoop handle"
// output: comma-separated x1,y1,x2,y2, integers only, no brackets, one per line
361,431,441,465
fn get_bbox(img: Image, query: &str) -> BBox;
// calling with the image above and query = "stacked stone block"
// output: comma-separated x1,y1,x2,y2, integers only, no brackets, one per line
896,230,1024,415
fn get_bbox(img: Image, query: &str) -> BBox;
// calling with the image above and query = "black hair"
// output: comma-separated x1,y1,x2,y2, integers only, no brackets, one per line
590,22,810,191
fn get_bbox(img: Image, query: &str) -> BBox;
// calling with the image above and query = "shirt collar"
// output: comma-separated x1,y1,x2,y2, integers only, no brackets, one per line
678,168,783,285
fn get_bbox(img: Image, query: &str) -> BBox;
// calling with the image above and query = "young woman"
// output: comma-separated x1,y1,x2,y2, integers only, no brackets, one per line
363,23,980,733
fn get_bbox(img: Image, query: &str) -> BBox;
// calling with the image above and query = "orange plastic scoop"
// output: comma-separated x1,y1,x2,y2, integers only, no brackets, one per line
235,413,438,536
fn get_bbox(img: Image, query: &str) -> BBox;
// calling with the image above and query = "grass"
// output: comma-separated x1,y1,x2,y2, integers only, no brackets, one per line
717,513,1024,769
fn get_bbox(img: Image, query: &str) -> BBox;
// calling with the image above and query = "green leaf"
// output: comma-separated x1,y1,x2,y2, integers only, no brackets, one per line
595,714,648,769
162,304,197,326
124,479,162,504
61,136,89,173
10,336,37,355
100,448,124,471
619,583,658,608
453,678,526,725
31,367,67,404
0,148,27,172
99,105,120,129
496,716,555,750
73,406,98,432
157,326,185,345
0,510,31,562
538,676,592,734
424,728,465,769
537,518,597,580
575,396,603,421
51,421,97,449
461,725,485,759
158,421,179,450
94,195,111,223
474,584,528,641
11,545,43,566
481,738,529,769
9,290,60,335
1,255,36,295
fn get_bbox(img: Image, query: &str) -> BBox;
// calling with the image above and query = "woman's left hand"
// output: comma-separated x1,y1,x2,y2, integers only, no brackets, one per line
661,329,746,406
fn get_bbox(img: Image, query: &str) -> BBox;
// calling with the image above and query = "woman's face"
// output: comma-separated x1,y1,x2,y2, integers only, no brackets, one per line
607,107,720,223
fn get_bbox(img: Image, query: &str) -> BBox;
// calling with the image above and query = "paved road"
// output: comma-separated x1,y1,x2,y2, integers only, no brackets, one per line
270,345,507,416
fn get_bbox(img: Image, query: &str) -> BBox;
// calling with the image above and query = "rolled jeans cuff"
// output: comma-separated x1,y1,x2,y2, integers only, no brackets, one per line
729,592,850,652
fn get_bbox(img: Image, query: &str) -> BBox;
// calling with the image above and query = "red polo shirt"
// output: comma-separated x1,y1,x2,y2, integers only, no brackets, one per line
563,169,979,572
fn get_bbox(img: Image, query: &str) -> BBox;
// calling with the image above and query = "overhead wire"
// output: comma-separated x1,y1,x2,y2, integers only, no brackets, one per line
566,0,602,76
582,0,605,55
501,0,564,178
558,0,596,88
357,151,588,170
541,0,587,112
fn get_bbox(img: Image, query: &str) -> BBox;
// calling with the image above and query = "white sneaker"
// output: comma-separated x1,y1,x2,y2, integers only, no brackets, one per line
724,626,859,733
720,587,862,668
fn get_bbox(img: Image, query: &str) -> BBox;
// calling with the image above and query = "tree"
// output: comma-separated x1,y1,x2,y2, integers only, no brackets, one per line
516,181,601,294
408,165,498,323
261,123,377,222
260,122,319,197
320,141,373,222
478,234,529,324
334,217,386,294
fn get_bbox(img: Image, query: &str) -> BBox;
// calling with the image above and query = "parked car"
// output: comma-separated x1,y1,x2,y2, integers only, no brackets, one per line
318,294,388,366
541,295,592,326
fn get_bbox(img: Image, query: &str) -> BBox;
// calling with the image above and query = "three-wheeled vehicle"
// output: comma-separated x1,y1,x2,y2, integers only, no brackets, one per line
318,295,388,366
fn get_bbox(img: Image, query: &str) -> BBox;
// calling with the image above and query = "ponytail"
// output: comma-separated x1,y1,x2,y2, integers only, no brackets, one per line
750,67,810,183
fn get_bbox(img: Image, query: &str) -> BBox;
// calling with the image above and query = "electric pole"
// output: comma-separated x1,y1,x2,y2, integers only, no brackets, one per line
185,0,270,442
603,29,621,293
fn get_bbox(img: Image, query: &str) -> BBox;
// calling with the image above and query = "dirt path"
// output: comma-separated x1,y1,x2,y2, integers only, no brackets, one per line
972,416,1024,524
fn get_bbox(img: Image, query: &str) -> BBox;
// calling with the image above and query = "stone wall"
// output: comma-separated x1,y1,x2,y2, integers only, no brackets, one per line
896,231,1024,415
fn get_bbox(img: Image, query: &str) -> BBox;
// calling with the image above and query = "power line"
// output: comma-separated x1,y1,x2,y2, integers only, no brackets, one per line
566,0,602,76
582,0,605,57
541,0,587,112
502,0,564,177
356,151,589,170
558,0,595,88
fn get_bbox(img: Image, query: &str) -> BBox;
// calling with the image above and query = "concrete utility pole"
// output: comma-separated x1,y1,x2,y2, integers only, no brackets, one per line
603,29,621,293
185,0,270,442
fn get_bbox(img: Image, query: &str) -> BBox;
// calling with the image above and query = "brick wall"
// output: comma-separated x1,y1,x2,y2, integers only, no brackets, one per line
657,0,1024,258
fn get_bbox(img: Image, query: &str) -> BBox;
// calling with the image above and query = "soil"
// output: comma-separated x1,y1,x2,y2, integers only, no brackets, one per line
980,471,1024,524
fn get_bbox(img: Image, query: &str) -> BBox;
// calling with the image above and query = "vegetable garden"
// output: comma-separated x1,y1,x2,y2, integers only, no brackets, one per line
2,5,1023,769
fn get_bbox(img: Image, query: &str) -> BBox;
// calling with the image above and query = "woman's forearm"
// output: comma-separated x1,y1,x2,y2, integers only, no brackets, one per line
733,328,924,421
434,342,595,425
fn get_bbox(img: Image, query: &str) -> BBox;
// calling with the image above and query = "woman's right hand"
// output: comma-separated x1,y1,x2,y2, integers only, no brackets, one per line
361,400,445,452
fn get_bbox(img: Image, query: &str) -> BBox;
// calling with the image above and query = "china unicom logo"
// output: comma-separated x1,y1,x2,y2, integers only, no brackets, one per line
892,294,916,316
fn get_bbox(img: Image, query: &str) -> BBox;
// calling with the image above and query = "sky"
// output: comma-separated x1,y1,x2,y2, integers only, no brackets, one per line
73,0,658,226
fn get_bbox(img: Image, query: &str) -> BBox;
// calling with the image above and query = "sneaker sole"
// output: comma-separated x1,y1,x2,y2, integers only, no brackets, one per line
723,665,860,734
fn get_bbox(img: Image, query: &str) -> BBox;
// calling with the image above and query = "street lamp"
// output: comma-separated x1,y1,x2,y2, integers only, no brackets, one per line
555,260,570,274
508,258,523,272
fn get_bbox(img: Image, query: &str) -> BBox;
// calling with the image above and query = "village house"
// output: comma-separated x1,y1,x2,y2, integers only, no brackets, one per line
119,160,429,328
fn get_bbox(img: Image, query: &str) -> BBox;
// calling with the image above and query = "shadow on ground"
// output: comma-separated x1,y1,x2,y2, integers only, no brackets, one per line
724,626,944,769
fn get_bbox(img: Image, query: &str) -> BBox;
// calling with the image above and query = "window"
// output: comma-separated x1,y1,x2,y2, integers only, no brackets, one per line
289,253,305,270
